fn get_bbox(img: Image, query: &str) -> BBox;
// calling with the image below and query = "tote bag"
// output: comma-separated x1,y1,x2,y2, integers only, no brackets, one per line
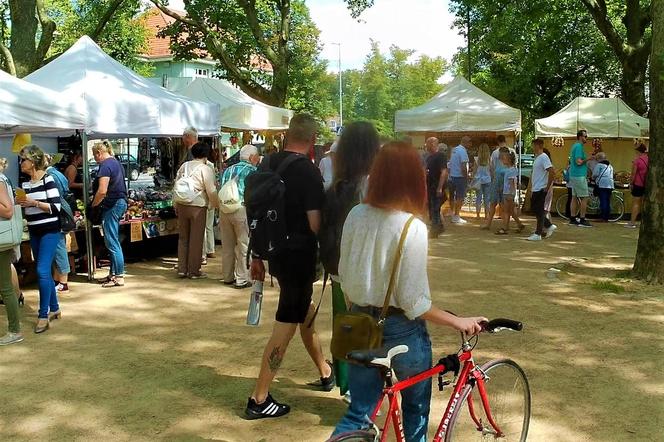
0,176,23,252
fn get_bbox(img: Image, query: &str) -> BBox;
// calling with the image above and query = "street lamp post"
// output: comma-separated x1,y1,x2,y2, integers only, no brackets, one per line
332,42,343,130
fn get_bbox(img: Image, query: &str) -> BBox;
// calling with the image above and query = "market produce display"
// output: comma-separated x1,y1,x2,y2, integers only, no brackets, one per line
126,189,174,220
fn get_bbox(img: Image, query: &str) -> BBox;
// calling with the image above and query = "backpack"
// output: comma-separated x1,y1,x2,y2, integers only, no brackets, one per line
0,175,23,252
173,162,204,204
43,174,76,232
218,165,242,214
319,179,362,275
244,153,308,260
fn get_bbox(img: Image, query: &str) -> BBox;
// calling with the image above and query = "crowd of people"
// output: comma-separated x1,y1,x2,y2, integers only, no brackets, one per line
0,113,651,441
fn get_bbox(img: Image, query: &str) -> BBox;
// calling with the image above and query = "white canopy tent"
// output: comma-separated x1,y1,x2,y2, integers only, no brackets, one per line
0,69,86,135
535,97,649,139
177,77,293,131
395,76,522,133
24,36,221,138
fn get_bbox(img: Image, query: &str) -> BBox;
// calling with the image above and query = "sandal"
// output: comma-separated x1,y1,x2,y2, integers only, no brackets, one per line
96,275,113,284
101,276,125,288
495,228,509,235
516,224,526,233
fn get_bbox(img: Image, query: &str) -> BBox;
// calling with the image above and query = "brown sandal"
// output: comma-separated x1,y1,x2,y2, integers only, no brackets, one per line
101,276,124,288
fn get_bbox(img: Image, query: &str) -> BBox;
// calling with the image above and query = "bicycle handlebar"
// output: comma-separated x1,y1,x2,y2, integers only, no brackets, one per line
482,318,523,333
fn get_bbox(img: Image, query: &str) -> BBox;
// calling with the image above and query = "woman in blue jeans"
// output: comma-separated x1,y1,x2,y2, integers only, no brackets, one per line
18,145,63,334
332,142,486,441
91,141,128,288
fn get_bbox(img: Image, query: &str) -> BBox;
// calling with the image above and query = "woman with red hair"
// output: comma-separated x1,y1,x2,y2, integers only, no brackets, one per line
331,141,486,441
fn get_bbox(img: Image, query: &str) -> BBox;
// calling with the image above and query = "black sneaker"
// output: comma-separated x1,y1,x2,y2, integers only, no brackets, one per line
568,217,579,225
245,393,290,419
578,219,592,228
306,360,336,392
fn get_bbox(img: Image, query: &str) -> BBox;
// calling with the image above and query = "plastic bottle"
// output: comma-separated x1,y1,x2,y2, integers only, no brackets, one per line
246,280,264,326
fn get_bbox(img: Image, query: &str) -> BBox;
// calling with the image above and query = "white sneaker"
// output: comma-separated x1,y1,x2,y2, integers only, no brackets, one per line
527,233,542,241
544,225,556,239
457,217,468,224
624,223,638,229
451,216,461,224
0,332,24,346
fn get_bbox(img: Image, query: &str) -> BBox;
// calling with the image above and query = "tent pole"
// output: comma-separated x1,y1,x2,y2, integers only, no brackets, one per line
81,133,94,281
517,132,522,208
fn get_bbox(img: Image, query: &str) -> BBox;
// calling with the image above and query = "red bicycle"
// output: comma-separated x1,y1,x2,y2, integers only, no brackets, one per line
329,318,530,441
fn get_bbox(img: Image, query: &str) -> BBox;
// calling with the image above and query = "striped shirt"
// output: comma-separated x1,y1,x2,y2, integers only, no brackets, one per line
22,174,61,235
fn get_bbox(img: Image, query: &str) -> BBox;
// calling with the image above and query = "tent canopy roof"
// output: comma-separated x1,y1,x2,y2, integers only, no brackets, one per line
177,78,292,131
535,97,649,138
25,36,220,138
0,69,86,135
395,76,521,133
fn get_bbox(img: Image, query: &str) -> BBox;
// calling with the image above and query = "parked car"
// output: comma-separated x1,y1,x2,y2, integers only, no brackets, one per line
519,154,535,189
89,154,141,181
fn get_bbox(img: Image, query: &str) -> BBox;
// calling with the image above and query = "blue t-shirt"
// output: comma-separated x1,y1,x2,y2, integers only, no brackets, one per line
503,167,518,195
569,142,587,177
97,157,127,209
449,145,469,178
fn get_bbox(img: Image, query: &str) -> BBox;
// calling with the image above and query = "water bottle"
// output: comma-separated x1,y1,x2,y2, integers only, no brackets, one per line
246,281,264,326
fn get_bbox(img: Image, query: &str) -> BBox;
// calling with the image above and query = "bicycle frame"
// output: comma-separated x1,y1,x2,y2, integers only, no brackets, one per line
367,349,504,442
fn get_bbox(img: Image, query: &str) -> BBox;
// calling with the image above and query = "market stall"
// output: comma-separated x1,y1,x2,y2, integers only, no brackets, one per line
24,36,221,278
534,97,650,215
395,75,522,148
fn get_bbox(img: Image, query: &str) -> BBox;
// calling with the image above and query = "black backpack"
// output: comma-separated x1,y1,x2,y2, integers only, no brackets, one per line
319,179,362,275
244,153,308,260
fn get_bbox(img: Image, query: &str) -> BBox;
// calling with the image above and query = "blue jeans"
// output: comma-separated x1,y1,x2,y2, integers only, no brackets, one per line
101,199,127,276
475,183,490,213
598,188,612,220
53,233,70,275
332,309,433,442
30,231,61,319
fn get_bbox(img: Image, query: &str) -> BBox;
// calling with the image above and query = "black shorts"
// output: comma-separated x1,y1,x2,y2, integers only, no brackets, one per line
631,185,645,197
269,248,317,324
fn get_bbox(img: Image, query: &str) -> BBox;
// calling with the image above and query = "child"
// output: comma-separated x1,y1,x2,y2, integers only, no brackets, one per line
495,151,524,234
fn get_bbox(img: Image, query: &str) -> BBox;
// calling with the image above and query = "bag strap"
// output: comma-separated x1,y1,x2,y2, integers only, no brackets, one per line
379,215,415,324
275,153,307,177
306,271,328,328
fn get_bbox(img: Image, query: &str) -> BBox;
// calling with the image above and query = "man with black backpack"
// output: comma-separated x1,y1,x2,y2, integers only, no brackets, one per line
244,114,334,420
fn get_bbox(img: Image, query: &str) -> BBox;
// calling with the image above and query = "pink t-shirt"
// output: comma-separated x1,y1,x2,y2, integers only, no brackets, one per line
633,155,649,187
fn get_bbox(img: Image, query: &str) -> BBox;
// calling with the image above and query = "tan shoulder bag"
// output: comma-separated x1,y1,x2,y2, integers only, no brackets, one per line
330,215,416,362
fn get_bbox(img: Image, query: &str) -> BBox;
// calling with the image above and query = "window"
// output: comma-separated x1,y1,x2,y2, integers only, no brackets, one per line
194,68,209,77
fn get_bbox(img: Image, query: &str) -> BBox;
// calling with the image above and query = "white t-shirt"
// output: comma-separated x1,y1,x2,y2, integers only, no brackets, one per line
319,156,333,190
531,153,553,192
339,205,432,320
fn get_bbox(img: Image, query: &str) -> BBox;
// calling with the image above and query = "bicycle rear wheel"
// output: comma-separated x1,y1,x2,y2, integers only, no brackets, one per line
555,193,570,220
444,359,530,442
327,430,377,442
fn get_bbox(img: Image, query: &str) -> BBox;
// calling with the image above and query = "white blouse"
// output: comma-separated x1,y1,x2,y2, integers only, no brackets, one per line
338,204,432,320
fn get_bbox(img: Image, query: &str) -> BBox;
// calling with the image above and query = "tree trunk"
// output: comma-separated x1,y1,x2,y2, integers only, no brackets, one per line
8,0,39,77
632,1,664,283
621,51,649,115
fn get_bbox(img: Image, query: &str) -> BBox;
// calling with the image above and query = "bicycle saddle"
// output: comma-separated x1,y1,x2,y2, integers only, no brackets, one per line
346,345,409,369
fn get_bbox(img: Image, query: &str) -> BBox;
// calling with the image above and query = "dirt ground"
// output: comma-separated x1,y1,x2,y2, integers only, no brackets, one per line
1,214,663,442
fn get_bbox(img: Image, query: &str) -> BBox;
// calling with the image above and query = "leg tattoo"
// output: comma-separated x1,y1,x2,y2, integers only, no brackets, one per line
268,346,283,373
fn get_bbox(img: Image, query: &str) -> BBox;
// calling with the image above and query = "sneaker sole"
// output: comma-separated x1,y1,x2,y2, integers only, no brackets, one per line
244,408,290,420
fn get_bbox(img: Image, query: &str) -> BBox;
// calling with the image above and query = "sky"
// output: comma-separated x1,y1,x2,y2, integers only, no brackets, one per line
164,0,464,75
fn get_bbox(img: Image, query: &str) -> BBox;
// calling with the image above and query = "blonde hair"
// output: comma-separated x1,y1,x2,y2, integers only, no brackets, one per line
0,157,7,173
92,140,114,156
478,143,490,166
19,145,48,170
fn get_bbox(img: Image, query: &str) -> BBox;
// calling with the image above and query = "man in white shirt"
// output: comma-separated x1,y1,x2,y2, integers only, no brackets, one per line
528,138,555,241
318,141,337,190
448,136,471,224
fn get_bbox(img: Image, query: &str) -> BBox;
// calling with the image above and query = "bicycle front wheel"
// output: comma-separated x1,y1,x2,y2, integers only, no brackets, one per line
444,359,531,442
327,430,377,442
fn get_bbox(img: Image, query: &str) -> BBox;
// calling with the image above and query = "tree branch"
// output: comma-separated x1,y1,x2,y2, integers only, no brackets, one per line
89,0,126,40
237,0,279,64
581,0,627,59
147,0,275,104
34,0,56,64
0,41,16,76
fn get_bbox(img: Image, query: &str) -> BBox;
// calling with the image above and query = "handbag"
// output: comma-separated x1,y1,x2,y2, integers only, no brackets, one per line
592,165,609,197
43,175,76,232
0,177,23,252
330,215,416,362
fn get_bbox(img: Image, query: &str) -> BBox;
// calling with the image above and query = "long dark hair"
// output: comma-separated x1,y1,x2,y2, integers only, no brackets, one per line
333,121,380,184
